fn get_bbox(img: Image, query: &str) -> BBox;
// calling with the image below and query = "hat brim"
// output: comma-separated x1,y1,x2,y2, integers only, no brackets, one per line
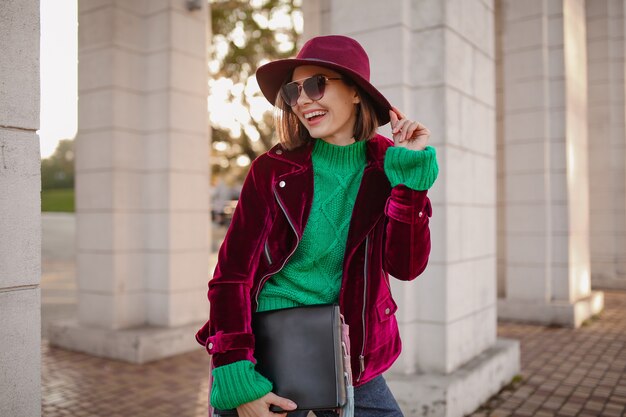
256,58,391,126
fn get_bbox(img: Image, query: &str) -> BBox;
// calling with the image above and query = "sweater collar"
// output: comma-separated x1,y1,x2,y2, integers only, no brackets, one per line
311,138,367,171
267,134,392,169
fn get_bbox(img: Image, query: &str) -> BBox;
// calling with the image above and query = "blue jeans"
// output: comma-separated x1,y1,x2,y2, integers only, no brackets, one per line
287,375,404,417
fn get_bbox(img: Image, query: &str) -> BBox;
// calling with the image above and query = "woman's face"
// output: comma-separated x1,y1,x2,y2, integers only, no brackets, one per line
289,65,360,145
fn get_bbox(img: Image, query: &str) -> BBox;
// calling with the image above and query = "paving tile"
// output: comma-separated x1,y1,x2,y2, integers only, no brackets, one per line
559,403,582,412
525,394,547,405
572,387,592,395
513,410,535,417
553,387,575,396
604,403,625,413
612,395,626,405
584,400,605,410
41,291,626,417
543,400,564,410
533,411,555,417
499,399,522,410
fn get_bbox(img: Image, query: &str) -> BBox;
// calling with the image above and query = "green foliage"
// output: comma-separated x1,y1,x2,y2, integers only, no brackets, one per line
211,0,300,83
41,188,75,212
41,139,74,190
209,0,301,181
511,374,523,384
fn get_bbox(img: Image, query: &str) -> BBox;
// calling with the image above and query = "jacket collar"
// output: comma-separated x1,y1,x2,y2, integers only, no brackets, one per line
266,134,391,169
268,134,393,254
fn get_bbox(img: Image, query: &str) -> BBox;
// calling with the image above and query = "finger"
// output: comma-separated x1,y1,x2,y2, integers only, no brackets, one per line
400,120,416,142
412,126,430,142
393,118,408,135
406,120,427,139
266,393,297,411
389,109,398,125
402,122,417,141
391,106,406,120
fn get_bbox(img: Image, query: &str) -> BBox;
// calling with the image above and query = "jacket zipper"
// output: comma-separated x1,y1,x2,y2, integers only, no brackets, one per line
254,186,301,309
357,234,369,382
264,241,273,265
384,267,392,293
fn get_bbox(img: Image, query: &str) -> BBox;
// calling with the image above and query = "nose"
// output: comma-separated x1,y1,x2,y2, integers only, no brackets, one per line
295,85,313,106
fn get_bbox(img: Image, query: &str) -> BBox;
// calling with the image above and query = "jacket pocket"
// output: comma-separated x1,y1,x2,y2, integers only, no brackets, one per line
375,295,398,322
425,198,433,218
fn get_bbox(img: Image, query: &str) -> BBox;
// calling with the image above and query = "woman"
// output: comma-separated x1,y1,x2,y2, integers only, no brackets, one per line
196,35,438,417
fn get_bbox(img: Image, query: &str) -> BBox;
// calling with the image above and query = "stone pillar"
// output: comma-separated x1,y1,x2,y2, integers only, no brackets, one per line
497,0,604,327
586,0,626,290
48,0,211,363
0,0,41,415
304,1,520,416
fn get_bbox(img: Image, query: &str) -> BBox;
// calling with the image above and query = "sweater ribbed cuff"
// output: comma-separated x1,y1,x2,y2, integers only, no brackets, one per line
384,145,438,191
210,360,273,410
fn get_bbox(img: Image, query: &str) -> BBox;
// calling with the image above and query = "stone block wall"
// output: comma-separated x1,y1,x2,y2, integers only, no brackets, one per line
0,0,42,415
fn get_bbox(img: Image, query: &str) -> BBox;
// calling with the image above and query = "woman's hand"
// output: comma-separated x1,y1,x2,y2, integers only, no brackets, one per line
235,392,297,417
389,107,430,151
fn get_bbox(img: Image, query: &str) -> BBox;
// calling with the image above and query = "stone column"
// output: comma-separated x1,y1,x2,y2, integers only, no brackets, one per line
0,0,41,415
304,1,520,416
586,0,626,290
48,0,211,363
497,0,604,327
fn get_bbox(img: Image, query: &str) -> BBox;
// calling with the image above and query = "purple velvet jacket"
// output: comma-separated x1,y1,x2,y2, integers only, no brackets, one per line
195,134,433,386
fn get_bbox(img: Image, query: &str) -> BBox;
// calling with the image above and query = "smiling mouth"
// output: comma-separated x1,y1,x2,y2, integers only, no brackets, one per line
304,110,327,123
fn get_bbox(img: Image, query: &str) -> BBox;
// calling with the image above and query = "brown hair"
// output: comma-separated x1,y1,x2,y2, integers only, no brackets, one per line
273,74,380,151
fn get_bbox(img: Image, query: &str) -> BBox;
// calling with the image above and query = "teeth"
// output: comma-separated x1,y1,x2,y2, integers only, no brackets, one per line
304,111,327,119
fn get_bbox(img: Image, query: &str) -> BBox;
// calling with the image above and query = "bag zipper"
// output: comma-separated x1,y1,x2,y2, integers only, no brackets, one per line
357,234,369,382
254,186,301,309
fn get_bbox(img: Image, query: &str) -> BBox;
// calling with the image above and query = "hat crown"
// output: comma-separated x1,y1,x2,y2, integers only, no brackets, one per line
296,35,371,82
254,34,391,125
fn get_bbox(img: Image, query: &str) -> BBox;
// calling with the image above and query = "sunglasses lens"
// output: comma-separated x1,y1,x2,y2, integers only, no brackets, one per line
280,82,299,106
302,75,325,101
281,75,330,106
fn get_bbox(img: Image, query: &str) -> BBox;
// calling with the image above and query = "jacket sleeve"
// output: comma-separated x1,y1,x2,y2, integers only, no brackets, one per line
195,158,272,367
383,186,433,280
382,146,438,281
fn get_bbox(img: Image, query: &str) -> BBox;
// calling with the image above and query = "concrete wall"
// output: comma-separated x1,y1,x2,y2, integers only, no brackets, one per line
303,2,520,416
306,0,499,377
0,0,42,416
497,0,603,328
74,0,210,330
587,0,626,290
47,0,210,364
394,0,499,375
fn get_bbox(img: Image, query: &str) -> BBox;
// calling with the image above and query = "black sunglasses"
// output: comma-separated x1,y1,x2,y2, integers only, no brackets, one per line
280,74,342,107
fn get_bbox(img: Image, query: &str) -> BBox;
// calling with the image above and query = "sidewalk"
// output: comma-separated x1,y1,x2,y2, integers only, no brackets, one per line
42,290,626,417
469,290,626,417
41,214,626,417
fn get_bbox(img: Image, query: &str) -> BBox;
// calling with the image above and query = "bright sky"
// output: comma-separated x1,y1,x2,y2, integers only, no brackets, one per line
39,0,78,159
39,1,302,160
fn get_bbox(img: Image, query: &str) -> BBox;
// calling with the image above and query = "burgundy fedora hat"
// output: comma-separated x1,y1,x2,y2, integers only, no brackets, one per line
256,35,391,126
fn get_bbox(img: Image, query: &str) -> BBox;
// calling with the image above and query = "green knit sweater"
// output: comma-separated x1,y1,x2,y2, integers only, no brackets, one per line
210,139,438,410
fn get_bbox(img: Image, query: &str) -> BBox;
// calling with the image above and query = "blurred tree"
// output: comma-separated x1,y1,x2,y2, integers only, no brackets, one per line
209,0,302,181
41,139,74,190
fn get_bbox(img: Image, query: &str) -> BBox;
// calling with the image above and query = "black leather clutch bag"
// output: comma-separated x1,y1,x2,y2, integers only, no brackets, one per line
214,304,347,415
